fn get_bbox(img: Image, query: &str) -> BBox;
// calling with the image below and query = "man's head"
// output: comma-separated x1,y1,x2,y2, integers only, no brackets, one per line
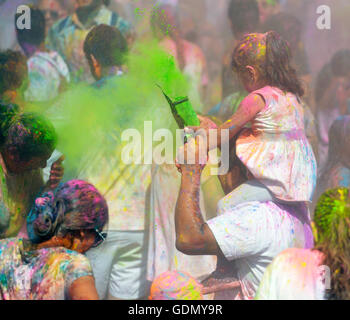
75,0,103,10
37,0,68,32
257,0,281,24
0,50,28,102
262,12,302,51
228,0,260,38
83,24,128,80
218,134,248,195
15,7,46,55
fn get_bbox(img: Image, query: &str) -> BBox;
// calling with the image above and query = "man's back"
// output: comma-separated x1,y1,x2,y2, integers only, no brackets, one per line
207,200,314,300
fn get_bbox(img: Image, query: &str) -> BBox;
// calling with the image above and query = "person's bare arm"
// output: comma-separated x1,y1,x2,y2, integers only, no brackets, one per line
216,93,265,148
188,93,265,150
175,138,221,255
69,276,99,300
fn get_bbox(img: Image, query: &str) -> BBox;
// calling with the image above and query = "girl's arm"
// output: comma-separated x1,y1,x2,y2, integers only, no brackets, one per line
216,93,265,149
189,93,265,151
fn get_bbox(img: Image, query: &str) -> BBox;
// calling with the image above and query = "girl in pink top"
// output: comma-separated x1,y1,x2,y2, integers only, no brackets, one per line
192,32,317,204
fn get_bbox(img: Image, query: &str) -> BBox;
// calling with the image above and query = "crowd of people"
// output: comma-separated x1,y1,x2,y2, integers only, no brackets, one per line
0,0,349,300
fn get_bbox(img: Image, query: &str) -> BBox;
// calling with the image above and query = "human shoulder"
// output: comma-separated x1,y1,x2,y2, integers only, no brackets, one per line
50,15,73,35
217,198,274,218
37,247,92,276
99,6,131,33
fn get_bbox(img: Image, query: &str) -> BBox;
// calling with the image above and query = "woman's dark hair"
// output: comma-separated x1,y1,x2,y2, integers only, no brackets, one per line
315,50,350,104
27,180,109,244
228,0,260,35
15,6,46,47
84,24,128,68
331,49,350,77
0,50,27,96
314,187,350,300
232,31,304,97
314,62,333,104
0,101,57,162
318,116,350,185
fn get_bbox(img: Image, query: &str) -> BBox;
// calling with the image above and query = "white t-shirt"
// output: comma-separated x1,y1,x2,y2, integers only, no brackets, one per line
207,200,314,300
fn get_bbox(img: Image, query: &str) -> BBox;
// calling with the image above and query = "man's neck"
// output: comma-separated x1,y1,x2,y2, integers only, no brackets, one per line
20,42,39,58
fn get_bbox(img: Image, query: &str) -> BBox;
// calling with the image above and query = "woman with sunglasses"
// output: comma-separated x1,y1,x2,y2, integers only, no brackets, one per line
0,180,108,300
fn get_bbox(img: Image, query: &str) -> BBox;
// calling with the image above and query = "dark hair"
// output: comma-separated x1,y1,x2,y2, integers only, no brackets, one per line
314,50,350,104
0,101,57,161
218,127,248,178
232,31,304,97
83,24,128,68
314,62,332,104
15,6,46,47
264,31,304,97
228,0,260,35
27,180,109,244
319,116,350,184
0,50,27,96
330,49,350,77
314,187,350,300
262,12,302,50
228,132,248,176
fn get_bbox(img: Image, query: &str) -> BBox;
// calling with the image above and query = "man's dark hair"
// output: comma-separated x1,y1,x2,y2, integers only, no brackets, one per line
84,24,128,68
15,6,46,47
228,132,248,176
228,0,260,35
0,50,27,96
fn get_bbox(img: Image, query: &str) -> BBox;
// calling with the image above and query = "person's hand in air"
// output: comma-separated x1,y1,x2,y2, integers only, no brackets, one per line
184,115,218,152
175,135,208,174
46,155,65,190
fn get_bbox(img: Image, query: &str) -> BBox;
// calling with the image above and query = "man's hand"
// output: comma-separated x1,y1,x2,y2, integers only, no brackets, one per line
184,115,218,152
46,155,65,190
175,135,208,174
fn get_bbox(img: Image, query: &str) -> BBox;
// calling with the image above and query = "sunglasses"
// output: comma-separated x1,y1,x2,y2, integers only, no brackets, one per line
92,228,107,248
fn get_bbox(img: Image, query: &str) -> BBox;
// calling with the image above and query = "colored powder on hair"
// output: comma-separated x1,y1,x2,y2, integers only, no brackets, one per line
314,187,350,246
